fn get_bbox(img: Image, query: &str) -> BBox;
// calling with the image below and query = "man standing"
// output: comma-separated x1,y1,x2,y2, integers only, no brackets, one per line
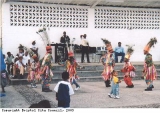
60,31,70,44
30,41,38,57
142,38,157,91
114,42,125,63
6,52,14,75
60,31,70,60
81,34,90,63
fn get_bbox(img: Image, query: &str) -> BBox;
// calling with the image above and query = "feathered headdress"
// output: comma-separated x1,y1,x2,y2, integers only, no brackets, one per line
101,38,110,45
101,38,113,52
144,37,157,52
125,45,135,59
36,28,51,47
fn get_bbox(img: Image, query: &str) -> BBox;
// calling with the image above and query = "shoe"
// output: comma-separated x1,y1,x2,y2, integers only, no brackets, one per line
33,85,37,88
126,85,134,88
75,87,80,91
43,89,52,92
106,85,111,87
2,90,5,93
13,76,17,79
114,96,120,99
145,87,152,91
87,62,91,63
108,93,113,98
151,85,154,88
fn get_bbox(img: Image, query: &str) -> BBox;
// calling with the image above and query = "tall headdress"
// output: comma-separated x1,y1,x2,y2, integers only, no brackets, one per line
125,45,135,59
144,37,157,52
36,28,51,47
101,38,113,53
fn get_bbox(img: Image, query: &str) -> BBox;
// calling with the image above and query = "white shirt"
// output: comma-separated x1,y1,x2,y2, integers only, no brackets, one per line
23,55,30,65
54,81,74,95
16,60,25,68
30,44,38,50
81,38,89,46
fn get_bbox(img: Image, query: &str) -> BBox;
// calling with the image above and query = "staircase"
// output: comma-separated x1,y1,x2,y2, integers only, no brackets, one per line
10,62,160,85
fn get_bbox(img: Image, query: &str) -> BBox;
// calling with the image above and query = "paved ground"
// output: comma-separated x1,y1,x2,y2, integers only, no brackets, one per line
1,80,160,108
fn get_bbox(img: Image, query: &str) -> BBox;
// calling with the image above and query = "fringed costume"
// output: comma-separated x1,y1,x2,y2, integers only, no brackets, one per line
65,52,81,90
121,45,135,88
143,37,157,91
27,54,41,88
101,38,115,87
40,46,54,92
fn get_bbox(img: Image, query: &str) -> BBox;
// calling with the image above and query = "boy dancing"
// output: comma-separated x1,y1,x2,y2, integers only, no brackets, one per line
142,37,157,91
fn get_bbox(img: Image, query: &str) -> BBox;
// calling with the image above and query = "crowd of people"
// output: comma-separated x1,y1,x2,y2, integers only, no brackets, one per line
0,31,158,107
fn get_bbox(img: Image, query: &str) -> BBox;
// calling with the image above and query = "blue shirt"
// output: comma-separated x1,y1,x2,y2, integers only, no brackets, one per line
115,46,124,53
0,48,6,71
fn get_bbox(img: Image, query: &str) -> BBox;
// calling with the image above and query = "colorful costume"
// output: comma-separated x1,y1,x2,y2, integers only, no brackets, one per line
65,52,80,90
143,37,157,91
27,54,40,88
101,39,115,87
121,45,135,88
40,46,54,92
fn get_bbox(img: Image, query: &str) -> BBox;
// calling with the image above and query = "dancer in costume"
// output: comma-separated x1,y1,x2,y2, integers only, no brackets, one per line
121,45,135,88
65,52,83,90
60,52,83,91
101,38,115,87
40,46,54,92
142,37,157,91
27,54,41,88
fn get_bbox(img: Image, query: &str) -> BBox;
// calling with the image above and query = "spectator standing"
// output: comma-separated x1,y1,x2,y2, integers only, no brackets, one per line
60,31,70,60
5,52,14,75
54,71,74,108
80,34,90,63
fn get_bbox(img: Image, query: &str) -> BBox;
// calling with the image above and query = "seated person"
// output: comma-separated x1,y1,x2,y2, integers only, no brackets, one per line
13,56,25,79
17,44,24,57
114,42,125,63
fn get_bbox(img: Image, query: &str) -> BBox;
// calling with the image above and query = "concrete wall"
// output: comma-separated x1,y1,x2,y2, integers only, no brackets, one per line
2,2,160,62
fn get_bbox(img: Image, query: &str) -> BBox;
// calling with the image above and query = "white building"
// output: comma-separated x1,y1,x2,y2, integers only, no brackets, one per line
1,0,160,62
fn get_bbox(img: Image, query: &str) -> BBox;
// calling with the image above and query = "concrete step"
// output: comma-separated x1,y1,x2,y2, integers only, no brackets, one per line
10,75,160,85
52,69,160,78
53,63,160,71
11,69,160,79
10,62,160,85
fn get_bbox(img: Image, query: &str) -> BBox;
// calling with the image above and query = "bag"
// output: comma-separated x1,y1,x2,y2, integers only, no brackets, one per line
129,71,136,78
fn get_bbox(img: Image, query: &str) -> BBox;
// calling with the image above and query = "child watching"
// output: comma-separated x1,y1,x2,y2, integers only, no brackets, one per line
54,71,74,108
108,70,121,99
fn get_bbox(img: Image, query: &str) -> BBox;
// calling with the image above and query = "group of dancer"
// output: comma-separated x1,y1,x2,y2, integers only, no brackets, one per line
27,43,82,92
101,37,157,99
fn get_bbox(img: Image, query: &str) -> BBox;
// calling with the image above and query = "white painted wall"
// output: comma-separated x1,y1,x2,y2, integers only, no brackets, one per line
2,2,160,62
